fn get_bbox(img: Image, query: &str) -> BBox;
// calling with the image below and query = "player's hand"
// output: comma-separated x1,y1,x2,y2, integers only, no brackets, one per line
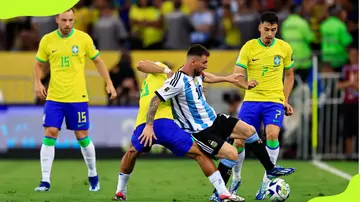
35,82,47,100
284,103,294,116
138,124,157,147
247,80,258,90
226,73,244,83
106,83,117,100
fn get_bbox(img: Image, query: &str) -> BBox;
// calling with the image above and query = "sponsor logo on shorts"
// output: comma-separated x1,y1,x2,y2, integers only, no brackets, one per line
78,124,85,128
273,119,280,123
208,140,218,148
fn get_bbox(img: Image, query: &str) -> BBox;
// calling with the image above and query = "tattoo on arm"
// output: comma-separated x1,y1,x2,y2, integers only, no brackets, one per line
146,96,161,125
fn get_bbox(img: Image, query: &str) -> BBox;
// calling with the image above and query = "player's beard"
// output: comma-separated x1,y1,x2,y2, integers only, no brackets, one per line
61,27,72,35
194,69,202,77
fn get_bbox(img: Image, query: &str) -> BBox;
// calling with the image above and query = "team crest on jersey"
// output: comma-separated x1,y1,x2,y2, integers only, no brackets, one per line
72,45,79,55
274,55,281,67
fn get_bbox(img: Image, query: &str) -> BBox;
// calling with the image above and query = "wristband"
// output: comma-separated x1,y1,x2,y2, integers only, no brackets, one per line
163,68,171,74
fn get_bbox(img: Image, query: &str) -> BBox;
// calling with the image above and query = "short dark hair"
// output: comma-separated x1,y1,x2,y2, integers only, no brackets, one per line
58,8,75,16
187,44,210,57
260,11,279,24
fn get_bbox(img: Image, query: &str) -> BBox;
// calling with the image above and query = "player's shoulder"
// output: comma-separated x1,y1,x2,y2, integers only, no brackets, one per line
242,39,258,49
168,70,186,87
41,30,58,42
275,38,292,50
74,29,92,40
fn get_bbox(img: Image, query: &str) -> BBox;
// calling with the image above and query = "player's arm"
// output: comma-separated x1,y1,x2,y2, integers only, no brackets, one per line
283,46,295,104
34,36,48,99
146,72,184,125
86,35,117,99
232,44,257,89
202,72,244,84
136,60,172,75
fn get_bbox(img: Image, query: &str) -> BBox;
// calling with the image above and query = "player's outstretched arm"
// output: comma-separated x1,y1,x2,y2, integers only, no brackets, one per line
232,65,257,90
202,72,244,84
136,60,172,75
92,56,117,100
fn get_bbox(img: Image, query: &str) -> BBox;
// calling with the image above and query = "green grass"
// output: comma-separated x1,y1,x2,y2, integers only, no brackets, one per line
324,161,358,176
0,159,356,202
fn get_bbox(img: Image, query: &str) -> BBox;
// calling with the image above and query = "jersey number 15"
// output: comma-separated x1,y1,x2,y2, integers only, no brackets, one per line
61,56,70,68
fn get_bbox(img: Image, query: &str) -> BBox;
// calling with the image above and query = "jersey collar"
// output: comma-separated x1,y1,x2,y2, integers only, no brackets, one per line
56,28,75,39
257,37,276,48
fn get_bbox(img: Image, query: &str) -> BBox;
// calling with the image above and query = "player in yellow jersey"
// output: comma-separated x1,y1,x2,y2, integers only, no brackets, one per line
218,12,295,201
33,8,117,192
113,60,247,202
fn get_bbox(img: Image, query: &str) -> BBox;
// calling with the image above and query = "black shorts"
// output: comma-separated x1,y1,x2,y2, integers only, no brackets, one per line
191,113,239,157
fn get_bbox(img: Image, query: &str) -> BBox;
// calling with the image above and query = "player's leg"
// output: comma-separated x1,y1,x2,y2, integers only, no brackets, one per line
230,101,262,195
35,101,64,192
114,124,151,200
158,119,244,202
255,102,285,200
223,114,294,178
192,128,244,202
65,102,99,192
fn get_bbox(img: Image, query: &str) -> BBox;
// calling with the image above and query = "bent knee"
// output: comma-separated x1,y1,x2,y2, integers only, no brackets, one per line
266,133,278,140
234,139,245,148
45,127,59,138
227,146,238,161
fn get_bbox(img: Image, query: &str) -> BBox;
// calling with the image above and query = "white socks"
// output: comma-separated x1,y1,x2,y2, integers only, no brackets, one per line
116,173,130,194
40,144,55,183
232,150,245,183
80,141,97,177
262,145,280,182
208,170,231,196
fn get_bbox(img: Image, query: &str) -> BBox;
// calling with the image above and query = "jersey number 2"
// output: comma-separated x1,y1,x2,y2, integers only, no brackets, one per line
61,56,70,68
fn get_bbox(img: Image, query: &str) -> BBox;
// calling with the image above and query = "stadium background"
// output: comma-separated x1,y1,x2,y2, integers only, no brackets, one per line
0,0,358,201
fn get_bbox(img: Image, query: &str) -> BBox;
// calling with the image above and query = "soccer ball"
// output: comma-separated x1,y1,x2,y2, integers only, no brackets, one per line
265,178,290,201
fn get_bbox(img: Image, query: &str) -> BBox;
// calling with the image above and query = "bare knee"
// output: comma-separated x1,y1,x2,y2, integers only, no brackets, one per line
45,127,59,139
218,143,237,161
266,132,278,141
234,139,245,148
75,130,88,139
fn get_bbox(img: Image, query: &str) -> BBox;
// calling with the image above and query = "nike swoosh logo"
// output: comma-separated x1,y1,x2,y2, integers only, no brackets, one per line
52,50,58,53
78,124,85,127
273,120,280,123
252,58,260,61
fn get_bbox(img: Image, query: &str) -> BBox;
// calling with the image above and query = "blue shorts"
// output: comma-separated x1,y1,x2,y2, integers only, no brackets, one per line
43,100,90,131
238,101,284,133
131,118,193,157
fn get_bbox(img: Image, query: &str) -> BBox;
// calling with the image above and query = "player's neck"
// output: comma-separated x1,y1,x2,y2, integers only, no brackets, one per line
181,64,194,77
259,38,273,47
57,29,71,38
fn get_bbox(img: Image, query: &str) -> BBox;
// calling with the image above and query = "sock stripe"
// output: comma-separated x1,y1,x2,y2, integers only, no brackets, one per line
43,136,56,146
78,136,91,147
266,140,280,149
266,145,279,150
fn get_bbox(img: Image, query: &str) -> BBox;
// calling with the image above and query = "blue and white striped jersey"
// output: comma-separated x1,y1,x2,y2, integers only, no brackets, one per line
155,71,217,134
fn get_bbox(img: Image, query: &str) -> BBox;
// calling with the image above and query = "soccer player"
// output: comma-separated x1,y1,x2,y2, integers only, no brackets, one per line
141,44,295,202
228,12,295,200
33,8,117,192
114,60,245,202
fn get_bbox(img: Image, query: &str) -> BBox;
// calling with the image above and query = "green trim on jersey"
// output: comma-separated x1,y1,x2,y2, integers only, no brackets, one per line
285,61,295,69
236,63,247,69
56,28,75,39
36,56,46,63
90,52,100,60
257,37,276,48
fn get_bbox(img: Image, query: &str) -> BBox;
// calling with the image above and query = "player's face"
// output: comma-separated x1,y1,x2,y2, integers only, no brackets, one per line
259,22,278,45
192,55,208,76
56,10,75,35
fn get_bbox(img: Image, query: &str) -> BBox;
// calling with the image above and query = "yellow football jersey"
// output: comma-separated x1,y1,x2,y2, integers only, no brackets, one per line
134,62,174,128
236,38,294,104
36,28,100,103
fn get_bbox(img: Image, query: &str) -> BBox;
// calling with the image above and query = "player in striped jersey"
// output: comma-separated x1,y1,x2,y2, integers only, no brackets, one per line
114,60,245,202
141,45,295,202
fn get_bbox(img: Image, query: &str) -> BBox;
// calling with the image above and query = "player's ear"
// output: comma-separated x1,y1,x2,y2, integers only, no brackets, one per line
258,24,261,32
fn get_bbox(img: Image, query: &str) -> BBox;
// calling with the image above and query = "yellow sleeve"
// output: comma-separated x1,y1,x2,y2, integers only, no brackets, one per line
86,35,100,60
284,44,294,69
235,43,249,69
35,36,48,63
